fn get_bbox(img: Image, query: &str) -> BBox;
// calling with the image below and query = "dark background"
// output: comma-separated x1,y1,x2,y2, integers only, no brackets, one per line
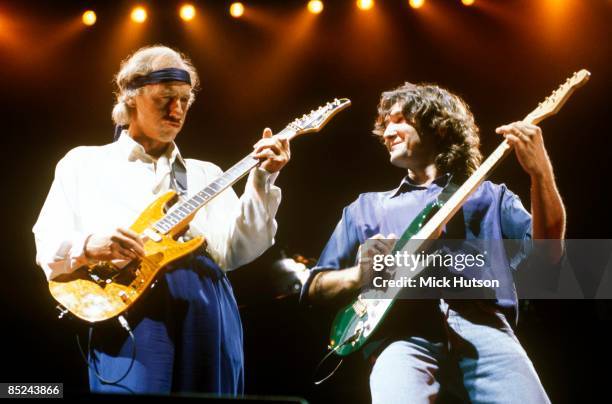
1,0,610,402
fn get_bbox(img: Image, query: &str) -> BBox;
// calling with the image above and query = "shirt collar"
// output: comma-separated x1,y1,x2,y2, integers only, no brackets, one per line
116,130,186,168
389,172,452,198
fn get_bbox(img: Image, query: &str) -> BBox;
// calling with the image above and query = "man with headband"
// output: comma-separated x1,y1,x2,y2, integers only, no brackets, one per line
32,45,290,394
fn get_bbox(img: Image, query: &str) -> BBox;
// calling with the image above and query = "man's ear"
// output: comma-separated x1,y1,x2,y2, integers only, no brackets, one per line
125,96,136,108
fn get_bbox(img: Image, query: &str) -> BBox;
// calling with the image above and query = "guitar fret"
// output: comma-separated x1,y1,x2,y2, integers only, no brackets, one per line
186,199,200,209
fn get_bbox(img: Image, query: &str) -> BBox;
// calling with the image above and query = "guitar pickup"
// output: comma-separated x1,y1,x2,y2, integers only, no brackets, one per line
352,296,367,318
143,228,162,242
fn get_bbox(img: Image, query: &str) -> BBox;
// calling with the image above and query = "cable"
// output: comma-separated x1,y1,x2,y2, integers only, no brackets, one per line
313,330,362,385
76,315,137,386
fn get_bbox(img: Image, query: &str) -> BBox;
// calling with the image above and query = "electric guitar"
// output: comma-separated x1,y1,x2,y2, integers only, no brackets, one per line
328,70,590,357
50,98,351,323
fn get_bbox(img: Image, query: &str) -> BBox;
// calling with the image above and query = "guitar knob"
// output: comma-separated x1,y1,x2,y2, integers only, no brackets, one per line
118,290,131,304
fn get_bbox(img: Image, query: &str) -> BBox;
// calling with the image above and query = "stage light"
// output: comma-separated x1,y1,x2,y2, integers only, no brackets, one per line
308,0,324,14
230,3,244,18
461,0,475,5
357,0,374,10
131,6,147,23
179,4,196,21
409,0,425,9
82,10,97,26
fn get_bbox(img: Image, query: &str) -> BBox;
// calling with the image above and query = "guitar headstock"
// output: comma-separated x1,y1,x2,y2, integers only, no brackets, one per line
287,98,351,137
525,69,591,124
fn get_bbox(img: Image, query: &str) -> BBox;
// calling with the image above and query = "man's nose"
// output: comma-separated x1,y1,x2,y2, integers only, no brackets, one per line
383,125,399,140
168,98,184,118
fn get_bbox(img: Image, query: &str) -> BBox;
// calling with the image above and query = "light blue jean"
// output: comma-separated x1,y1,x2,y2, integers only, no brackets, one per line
369,301,550,404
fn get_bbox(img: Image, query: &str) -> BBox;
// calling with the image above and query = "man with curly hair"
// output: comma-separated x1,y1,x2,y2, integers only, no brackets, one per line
303,83,564,403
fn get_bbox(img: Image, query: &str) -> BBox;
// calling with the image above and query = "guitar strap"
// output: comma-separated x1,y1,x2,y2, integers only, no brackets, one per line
436,178,466,239
437,177,459,205
170,158,188,196
393,176,462,253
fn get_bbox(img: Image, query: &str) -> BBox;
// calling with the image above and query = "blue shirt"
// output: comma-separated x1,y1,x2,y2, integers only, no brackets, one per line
302,174,533,318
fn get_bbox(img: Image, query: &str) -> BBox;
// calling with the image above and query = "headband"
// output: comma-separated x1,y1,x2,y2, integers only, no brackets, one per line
126,67,192,90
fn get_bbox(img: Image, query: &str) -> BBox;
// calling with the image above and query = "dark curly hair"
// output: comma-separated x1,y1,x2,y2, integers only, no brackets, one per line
373,82,482,180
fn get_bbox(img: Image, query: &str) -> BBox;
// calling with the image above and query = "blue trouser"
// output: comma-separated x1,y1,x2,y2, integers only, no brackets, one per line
88,255,244,395
369,300,550,404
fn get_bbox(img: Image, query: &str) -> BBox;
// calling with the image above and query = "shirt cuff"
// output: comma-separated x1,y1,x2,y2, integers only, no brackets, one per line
68,232,91,270
251,167,279,194
300,266,337,305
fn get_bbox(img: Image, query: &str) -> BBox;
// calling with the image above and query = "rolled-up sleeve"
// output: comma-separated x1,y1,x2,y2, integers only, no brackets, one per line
499,185,533,272
300,204,361,303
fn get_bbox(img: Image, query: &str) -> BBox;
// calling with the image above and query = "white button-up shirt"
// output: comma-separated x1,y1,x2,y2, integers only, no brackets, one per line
33,132,281,280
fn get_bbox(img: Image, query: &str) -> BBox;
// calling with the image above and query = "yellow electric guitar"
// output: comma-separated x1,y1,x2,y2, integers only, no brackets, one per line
49,98,351,323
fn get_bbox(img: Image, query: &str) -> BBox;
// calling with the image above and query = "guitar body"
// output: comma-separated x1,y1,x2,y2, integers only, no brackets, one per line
48,190,205,323
329,201,441,356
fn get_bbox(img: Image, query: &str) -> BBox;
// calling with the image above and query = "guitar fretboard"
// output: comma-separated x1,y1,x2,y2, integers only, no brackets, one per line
153,126,295,234
414,140,513,241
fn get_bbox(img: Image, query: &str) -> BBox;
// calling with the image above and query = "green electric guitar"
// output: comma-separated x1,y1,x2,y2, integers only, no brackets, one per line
328,70,591,357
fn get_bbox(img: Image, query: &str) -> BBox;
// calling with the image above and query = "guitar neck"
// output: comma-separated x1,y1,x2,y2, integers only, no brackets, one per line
414,67,593,240
415,112,544,240
153,126,297,235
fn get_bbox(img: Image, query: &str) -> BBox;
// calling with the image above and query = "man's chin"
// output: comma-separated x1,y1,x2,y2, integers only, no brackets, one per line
158,128,180,142
389,154,409,169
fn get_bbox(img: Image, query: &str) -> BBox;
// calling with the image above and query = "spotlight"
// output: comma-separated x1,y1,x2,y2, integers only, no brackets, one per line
230,3,244,18
131,6,147,23
356,0,374,10
82,10,97,26
461,0,475,5
409,0,425,9
179,4,196,21
308,0,324,14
